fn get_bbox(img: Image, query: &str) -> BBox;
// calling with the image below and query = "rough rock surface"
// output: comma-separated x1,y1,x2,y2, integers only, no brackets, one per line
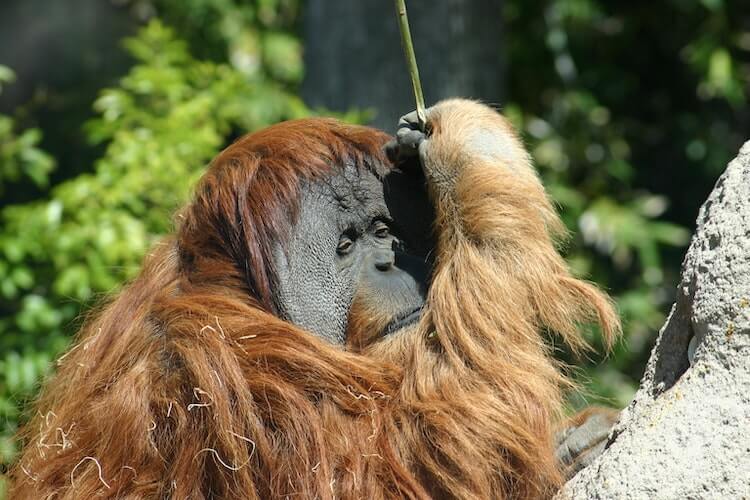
558,141,750,499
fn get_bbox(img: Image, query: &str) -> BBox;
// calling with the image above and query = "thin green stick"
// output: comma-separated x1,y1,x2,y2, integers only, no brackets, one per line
394,0,427,131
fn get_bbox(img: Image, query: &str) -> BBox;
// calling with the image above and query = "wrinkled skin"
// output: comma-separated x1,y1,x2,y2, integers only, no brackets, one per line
273,161,432,345
273,109,618,477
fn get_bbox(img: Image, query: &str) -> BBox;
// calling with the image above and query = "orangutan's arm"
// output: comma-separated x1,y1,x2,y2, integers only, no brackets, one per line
388,99,621,487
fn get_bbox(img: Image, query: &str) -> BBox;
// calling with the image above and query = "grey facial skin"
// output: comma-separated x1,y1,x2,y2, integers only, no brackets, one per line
273,162,430,344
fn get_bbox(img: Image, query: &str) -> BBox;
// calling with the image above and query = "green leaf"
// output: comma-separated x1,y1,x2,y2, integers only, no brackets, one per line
0,65,15,93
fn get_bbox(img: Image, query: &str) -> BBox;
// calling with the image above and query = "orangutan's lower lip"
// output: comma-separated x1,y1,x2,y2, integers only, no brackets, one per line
383,306,423,336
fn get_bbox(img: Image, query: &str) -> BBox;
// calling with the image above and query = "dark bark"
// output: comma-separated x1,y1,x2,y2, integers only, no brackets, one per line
301,0,504,131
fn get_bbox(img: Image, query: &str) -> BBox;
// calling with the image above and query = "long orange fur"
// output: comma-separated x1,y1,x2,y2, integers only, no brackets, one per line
10,100,619,499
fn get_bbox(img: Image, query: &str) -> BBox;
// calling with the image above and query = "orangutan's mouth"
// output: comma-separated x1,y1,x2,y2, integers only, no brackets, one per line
382,306,423,337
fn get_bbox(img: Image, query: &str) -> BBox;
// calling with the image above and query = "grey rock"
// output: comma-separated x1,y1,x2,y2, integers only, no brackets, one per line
558,141,750,500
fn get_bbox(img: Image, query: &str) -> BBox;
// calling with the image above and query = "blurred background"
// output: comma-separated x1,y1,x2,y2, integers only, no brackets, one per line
0,0,748,488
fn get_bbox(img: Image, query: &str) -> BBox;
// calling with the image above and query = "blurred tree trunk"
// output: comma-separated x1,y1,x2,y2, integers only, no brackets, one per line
301,0,504,131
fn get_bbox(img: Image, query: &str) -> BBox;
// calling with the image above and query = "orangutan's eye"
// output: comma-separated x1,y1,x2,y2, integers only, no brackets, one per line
337,235,355,256
374,222,390,239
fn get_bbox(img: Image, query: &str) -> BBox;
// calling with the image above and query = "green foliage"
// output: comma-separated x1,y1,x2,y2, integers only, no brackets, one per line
505,0,749,406
0,67,55,196
0,16,310,468
125,0,303,84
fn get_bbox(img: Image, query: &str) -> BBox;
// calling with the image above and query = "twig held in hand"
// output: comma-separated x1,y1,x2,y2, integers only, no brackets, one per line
394,0,427,131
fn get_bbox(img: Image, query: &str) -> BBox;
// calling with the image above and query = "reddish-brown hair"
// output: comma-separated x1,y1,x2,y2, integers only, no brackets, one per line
9,111,618,499
178,118,392,312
